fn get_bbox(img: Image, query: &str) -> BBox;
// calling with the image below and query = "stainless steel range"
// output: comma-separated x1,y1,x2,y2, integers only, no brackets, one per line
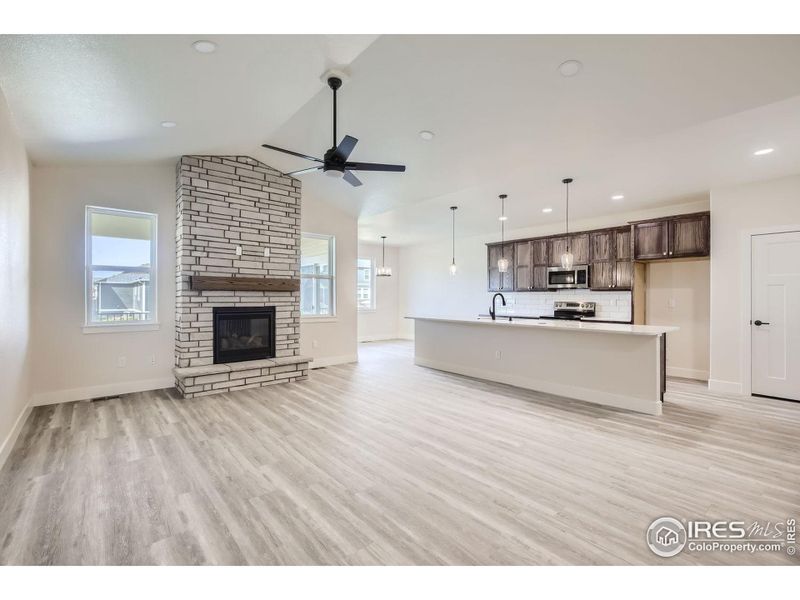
539,301,596,320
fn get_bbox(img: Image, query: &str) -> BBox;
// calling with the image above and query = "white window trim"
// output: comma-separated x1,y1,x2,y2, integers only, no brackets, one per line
357,256,377,313
300,232,336,319
84,206,159,331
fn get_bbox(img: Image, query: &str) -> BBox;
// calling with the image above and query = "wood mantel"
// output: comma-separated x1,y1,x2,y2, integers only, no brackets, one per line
189,275,300,292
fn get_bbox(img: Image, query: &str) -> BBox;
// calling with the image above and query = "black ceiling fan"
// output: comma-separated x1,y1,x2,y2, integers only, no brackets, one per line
261,76,406,187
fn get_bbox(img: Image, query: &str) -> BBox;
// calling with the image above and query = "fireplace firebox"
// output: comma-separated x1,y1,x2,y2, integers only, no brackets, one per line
213,306,276,364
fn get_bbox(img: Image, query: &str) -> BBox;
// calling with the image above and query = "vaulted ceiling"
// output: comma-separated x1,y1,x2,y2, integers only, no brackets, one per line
2,34,800,244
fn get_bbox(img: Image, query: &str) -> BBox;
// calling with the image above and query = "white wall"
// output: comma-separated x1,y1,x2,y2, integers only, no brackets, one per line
300,195,358,366
645,259,710,380
0,87,32,465
709,174,800,394
30,164,176,404
357,242,399,341
397,199,710,339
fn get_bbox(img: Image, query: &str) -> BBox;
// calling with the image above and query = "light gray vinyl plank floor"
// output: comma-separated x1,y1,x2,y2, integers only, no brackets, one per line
0,340,798,565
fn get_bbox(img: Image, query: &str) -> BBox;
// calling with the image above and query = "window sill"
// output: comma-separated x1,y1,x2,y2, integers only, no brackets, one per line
83,322,161,334
301,316,338,324
358,309,377,314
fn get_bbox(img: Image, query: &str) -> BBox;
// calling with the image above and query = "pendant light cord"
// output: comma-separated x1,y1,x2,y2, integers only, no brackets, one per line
451,208,456,263
381,236,386,267
564,179,571,252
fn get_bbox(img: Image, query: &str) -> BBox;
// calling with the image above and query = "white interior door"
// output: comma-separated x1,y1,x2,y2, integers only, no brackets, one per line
751,231,800,401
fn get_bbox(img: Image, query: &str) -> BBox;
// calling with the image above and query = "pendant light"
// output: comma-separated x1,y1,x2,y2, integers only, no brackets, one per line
560,178,574,270
376,235,392,277
497,194,510,273
449,206,458,275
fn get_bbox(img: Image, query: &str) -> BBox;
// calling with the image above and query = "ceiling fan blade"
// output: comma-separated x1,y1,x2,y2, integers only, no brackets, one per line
346,161,406,172
261,143,323,163
332,135,358,162
286,166,322,176
342,170,363,187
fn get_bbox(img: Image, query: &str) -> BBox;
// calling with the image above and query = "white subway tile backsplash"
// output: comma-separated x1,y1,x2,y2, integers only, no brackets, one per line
487,290,632,321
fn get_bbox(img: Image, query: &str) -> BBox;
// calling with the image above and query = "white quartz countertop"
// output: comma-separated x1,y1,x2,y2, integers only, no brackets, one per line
406,315,677,336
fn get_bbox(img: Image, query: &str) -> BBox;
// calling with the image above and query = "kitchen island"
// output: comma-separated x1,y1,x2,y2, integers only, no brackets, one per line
407,316,678,415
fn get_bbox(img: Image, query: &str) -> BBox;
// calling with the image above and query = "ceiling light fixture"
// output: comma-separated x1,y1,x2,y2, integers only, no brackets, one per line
611,194,625,201
497,194,510,274
560,178,574,270
542,207,553,214
160,121,177,128
192,40,217,53
558,59,583,77
449,206,458,276
376,236,392,277
753,148,774,156
419,130,435,141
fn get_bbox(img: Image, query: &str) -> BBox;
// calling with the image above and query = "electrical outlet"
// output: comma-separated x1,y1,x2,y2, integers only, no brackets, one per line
668,298,677,310
312,340,319,348
117,356,127,368
495,350,502,360
149,354,156,367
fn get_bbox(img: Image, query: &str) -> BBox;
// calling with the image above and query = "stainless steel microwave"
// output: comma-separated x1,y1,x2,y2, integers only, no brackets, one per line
547,265,589,289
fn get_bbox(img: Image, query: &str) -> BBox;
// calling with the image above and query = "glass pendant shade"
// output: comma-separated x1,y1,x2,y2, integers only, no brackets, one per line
376,235,392,277
449,262,458,276
497,257,510,273
560,251,574,270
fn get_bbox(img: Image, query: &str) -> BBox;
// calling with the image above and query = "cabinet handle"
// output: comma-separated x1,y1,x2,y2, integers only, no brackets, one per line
662,251,667,256
669,251,673,255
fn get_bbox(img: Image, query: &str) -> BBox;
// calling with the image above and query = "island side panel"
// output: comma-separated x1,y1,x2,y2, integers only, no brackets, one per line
413,319,662,415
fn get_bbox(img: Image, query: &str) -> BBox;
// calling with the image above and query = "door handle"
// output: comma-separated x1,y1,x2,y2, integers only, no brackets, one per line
753,320,770,326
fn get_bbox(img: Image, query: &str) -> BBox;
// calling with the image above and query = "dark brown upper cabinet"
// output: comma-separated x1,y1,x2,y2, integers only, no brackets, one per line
532,239,548,265
669,213,710,258
513,241,532,291
548,237,568,267
590,230,614,262
615,228,631,260
633,212,710,261
487,243,515,292
571,234,590,265
589,227,632,290
633,220,669,260
486,211,707,292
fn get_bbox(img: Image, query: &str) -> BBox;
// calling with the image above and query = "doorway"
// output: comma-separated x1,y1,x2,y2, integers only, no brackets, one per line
751,231,800,401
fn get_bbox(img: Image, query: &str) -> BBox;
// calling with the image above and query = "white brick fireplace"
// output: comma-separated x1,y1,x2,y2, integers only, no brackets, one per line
173,155,309,398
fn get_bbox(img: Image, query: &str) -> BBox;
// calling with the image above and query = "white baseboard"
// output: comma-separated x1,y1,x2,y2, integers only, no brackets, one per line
667,366,709,381
0,402,32,471
397,333,414,341
32,376,176,406
358,334,398,343
708,378,744,395
415,356,662,416
309,353,358,369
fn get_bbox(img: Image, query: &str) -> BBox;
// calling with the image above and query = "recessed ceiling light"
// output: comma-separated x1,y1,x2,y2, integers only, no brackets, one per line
611,194,625,201
192,40,217,54
161,121,177,128
542,207,553,213
753,148,774,156
558,59,583,77
498,216,508,221
419,130,435,141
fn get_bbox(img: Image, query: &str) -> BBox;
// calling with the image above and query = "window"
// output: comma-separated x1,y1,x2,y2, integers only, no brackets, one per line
357,258,375,311
85,206,157,327
300,233,335,317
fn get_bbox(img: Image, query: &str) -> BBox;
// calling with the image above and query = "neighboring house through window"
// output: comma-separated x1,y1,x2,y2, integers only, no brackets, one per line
85,206,157,327
357,257,375,311
300,233,335,317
